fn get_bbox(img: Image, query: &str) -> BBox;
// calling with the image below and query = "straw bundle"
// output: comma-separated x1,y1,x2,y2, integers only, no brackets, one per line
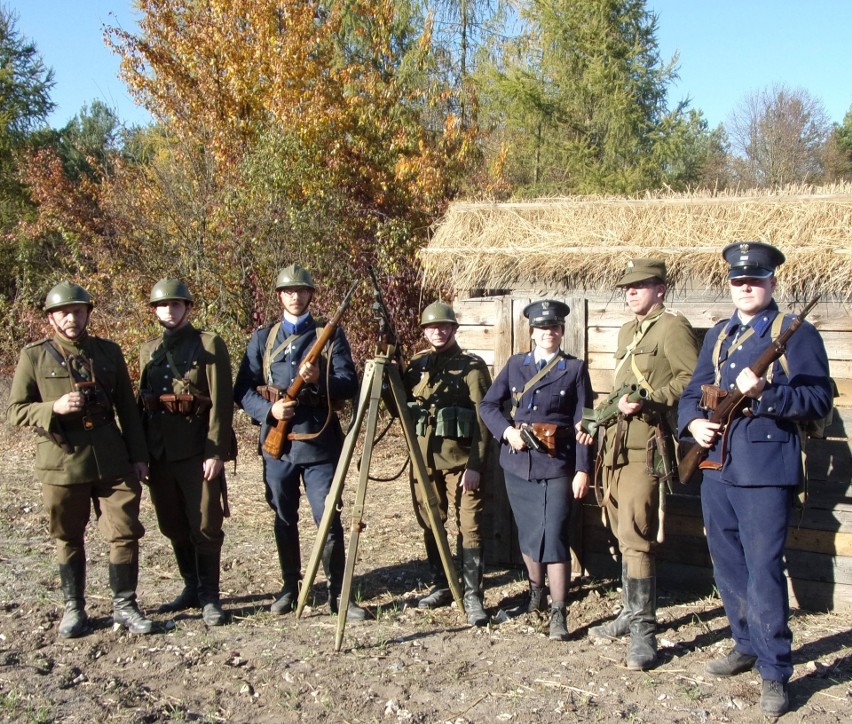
422,184,852,299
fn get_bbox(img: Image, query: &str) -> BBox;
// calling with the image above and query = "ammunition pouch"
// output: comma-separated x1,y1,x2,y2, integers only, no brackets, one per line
159,393,211,416
141,391,161,413
699,384,727,412
434,406,475,440
256,384,287,403
296,388,335,410
407,402,429,436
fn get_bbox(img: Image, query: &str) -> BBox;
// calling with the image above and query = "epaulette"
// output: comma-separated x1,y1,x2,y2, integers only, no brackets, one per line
663,308,685,317
25,337,50,349
461,349,486,364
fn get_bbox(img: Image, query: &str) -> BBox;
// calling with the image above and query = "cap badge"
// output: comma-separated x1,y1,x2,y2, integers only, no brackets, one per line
541,301,550,309
739,243,750,253
627,260,634,269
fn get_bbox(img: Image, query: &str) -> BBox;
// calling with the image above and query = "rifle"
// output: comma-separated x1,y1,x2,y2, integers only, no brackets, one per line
261,279,360,458
678,295,820,485
580,383,649,437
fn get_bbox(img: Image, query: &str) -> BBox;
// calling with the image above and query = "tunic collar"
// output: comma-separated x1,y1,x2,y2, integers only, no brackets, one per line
724,300,779,338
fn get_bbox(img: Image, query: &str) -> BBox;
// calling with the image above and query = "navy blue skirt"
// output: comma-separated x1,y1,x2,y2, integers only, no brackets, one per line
503,470,572,563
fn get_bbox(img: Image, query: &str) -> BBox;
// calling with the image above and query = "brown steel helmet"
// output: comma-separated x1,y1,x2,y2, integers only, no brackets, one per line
150,278,194,305
275,264,316,291
44,282,93,312
420,301,458,326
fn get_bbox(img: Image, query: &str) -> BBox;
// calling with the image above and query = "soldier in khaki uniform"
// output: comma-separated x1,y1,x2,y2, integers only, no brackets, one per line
402,302,492,626
581,260,698,669
7,282,154,637
139,279,234,626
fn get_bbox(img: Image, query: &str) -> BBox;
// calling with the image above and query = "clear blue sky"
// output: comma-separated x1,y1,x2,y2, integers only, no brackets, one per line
10,1,852,130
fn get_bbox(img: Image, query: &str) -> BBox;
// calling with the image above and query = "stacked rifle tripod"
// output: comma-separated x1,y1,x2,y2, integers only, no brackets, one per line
295,275,462,651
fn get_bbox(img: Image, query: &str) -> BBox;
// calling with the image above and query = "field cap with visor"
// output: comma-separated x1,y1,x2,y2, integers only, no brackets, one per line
722,241,785,279
616,258,667,287
523,299,569,327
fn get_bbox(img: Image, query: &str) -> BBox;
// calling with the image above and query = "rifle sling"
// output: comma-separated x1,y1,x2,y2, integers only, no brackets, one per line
510,351,565,418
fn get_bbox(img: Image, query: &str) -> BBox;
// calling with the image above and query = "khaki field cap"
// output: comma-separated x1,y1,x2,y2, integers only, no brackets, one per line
150,278,194,305
722,241,785,279
44,282,93,312
420,301,458,326
616,258,667,287
275,263,316,291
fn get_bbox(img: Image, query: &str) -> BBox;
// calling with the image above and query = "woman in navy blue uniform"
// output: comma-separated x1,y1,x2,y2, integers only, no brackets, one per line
679,242,832,717
480,300,593,640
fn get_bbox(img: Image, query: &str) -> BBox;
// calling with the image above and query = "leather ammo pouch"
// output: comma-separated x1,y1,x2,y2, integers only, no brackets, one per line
75,382,114,430
159,393,211,416
256,384,287,403
699,384,727,411
141,391,162,413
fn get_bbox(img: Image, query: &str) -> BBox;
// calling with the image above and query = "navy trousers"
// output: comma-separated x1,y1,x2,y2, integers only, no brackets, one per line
701,473,793,683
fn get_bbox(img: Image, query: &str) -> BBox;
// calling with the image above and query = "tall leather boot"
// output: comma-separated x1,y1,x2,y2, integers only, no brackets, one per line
626,576,657,670
197,550,226,626
109,562,154,635
323,537,366,621
418,531,453,609
270,521,301,614
589,562,631,641
461,548,488,626
158,542,200,613
58,561,88,638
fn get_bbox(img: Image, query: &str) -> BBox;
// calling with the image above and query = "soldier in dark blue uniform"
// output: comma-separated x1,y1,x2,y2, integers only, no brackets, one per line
234,264,363,619
679,242,832,717
480,300,593,640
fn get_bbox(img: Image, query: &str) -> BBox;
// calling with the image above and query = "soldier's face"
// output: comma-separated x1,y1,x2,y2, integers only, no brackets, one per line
423,322,456,350
623,280,665,317
531,324,563,353
278,287,313,316
730,275,775,317
47,304,89,339
154,300,190,329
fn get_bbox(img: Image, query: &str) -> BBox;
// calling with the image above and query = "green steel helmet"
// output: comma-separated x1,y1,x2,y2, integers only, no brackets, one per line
420,301,458,327
275,263,316,291
44,282,93,312
149,278,194,305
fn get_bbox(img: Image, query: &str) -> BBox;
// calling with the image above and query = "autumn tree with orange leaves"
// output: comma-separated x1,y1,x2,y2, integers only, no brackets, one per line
98,0,479,361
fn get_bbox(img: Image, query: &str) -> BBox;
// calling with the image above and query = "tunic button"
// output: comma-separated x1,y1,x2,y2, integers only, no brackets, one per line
737,345,743,351
730,363,736,369
534,390,539,394
729,383,735,389
767,406,775,413
560,390,565,396
532,406,538,411
767,434,773,440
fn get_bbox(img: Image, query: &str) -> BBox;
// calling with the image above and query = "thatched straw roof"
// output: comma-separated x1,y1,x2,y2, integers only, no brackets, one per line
422,185,852,299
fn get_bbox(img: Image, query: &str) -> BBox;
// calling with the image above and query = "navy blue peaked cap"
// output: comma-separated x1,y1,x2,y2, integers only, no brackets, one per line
523,299,569,327
722,241,785,279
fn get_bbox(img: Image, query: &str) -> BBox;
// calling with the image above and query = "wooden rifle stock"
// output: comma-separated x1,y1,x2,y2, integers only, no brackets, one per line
262,280,360,458
678,295,820,484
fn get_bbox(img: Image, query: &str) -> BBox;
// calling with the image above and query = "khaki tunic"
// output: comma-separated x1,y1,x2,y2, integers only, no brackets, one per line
7,333,148,485
603,305,698,466
139,324,234,462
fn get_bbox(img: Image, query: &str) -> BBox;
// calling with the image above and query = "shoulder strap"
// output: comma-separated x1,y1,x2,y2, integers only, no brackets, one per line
262,323,302,385
510,351,566,418
613,316,659,392
712,322,755,385
766,314,790,383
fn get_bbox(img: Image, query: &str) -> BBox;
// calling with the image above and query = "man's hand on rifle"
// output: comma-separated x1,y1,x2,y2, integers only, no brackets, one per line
271,398,297,421
735,368,766,399
459,469,481,492
299,360,320,385
53,390,84,415
687,418,721,449
618,393,643,416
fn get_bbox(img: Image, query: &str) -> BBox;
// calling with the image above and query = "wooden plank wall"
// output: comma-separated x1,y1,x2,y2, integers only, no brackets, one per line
454,294,852,611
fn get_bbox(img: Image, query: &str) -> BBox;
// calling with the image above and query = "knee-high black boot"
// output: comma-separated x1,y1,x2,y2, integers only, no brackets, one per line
159,542,200,613
58,561,88,638
110,562,154,635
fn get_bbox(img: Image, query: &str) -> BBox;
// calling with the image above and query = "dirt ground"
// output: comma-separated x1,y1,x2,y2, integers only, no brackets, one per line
1,388,851,723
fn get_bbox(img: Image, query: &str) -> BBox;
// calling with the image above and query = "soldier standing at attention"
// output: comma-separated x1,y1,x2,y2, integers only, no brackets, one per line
402,302,492,626
580,259,698,670
234,264,364,619
7,282,154,637
139,279,234,626
679,242,832,717
479,300,593,641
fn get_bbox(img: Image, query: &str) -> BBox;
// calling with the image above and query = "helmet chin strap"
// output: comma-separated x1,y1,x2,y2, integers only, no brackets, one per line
158,304,191,330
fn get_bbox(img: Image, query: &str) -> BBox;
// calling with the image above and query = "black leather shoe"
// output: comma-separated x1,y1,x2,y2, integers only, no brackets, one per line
705,650,757,677
760,679,789,717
